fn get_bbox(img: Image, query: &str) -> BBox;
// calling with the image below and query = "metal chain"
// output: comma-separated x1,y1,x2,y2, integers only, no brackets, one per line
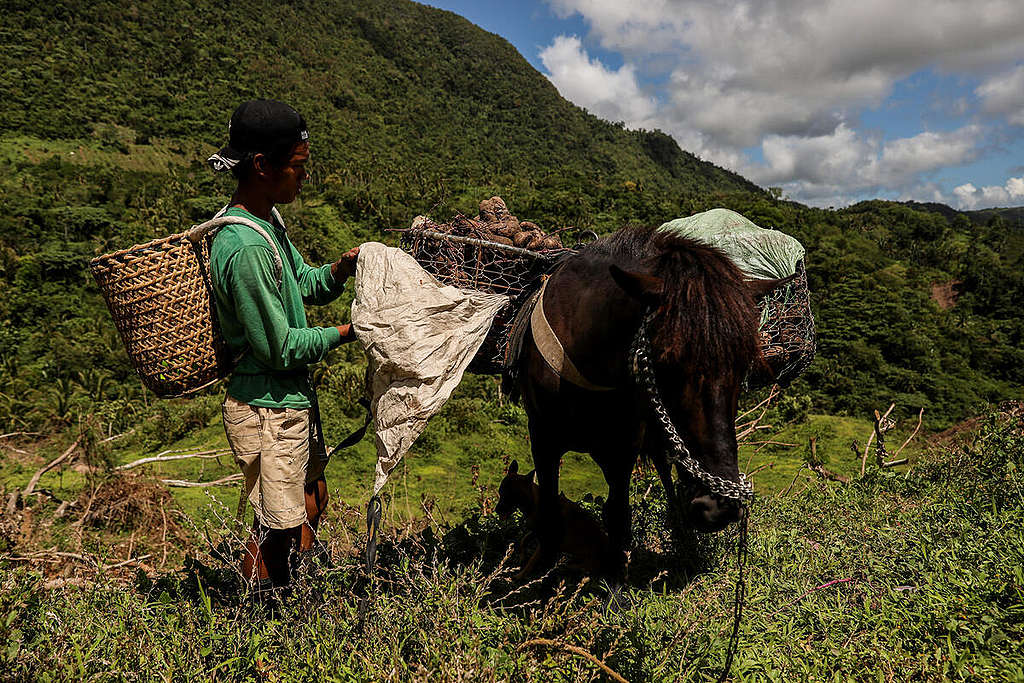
629,313,752,681
718,505,749,682
630,319,754,502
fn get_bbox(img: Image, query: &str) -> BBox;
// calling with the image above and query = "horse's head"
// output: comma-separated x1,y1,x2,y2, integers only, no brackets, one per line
610,243,791,532
496,460,539,520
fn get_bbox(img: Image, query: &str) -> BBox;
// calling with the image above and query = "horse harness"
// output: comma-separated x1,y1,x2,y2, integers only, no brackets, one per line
629,313,755,502
529,280,754,503
528,289,752,682
529,278,614,392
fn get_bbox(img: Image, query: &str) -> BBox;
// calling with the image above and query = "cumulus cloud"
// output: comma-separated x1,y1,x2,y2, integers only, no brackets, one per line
539,35,657,127
741,124,983,206
539,0,1024,207
953,177,1024,209
976,65,1024,126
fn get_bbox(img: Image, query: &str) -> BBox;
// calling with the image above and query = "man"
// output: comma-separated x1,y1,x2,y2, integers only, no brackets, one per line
207,99,359,589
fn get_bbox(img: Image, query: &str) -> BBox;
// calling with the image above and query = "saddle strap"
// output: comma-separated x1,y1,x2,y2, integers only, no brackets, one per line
530,279,614,392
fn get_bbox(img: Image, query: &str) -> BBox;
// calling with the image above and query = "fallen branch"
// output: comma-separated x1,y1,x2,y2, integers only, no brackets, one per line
780,464,807,497
100,429,135,444
7,436,83,514
808,437,850,483
161,473,243,488
0,431,40,440
117,449,231,471
518,639,629,683
893,407,924,457
103,554,153,571
736,385,779,422
809,463,851,483
881,458,908,468
11,550,94,565
736,390,779,442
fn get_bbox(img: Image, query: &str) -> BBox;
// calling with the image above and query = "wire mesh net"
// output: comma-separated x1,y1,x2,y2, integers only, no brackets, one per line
400,221,571,373
748,260,816,389
402,226,815,385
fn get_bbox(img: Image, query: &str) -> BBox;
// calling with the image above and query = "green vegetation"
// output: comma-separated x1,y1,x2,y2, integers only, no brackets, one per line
1,1,1022,442
2,412,1021,681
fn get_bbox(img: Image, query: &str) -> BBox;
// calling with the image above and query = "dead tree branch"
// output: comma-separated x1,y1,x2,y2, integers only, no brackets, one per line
117,449,231,471
860,403,895,477
894,407,925,457
161,473,243,488
6,435,83,515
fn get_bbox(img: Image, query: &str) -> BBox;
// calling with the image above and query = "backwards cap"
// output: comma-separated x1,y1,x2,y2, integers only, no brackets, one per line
208,99,309,173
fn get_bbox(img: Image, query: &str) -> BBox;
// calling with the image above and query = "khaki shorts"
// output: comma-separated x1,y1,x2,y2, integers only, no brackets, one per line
222,394,328,530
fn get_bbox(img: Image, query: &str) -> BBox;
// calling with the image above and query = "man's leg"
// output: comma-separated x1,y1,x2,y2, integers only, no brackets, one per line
242,523,298,587
245,406,313,586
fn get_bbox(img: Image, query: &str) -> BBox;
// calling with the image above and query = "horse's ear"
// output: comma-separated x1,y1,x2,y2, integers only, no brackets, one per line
747,273,796,301
508,459,518,475
610,265,663,304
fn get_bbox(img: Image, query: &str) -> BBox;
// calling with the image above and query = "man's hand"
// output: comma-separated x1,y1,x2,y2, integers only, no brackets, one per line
336,323,358,344
332,246,360,282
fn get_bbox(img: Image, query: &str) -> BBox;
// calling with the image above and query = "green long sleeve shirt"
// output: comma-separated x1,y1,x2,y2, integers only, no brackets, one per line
209,207,344,409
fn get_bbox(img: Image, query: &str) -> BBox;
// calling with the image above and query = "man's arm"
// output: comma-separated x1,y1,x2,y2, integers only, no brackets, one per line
228,245,344,370
286,239,358,306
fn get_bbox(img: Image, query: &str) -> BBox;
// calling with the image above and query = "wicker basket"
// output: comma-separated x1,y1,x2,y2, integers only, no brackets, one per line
90,215,282,398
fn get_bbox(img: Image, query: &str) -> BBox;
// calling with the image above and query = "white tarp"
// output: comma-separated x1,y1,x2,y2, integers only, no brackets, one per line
350,242,508,495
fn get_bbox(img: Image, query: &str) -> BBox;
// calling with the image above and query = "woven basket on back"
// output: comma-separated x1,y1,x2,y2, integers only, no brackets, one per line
90,213,282,398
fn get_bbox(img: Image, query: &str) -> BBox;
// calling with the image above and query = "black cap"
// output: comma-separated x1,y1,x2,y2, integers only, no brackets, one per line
208,99,309,173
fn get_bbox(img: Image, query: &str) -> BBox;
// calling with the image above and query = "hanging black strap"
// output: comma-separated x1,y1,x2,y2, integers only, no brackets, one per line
329,398,372,458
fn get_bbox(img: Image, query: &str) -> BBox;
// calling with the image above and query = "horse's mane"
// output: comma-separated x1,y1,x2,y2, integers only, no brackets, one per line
584,225,762,374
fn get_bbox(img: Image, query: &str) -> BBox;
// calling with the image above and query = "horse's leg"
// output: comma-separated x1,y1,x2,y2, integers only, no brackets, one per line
651,452,677,510
596,449,639,582
530,440,564,577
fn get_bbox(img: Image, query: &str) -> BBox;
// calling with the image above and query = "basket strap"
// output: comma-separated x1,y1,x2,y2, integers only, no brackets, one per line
185,215,284,288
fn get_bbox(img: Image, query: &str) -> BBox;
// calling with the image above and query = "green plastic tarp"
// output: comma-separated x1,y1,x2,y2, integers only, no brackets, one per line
658,208,804,280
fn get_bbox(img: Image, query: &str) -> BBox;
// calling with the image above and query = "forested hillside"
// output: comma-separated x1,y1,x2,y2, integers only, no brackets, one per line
0,0,1022,437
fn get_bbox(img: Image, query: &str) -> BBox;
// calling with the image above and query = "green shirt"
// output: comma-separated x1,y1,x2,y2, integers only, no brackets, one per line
209,207,344,408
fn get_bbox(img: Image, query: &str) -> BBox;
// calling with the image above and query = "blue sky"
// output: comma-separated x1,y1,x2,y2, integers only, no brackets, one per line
423,1,1024,210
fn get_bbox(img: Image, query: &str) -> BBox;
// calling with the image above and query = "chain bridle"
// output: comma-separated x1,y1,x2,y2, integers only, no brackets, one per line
629,309,752,682
629,312,754,502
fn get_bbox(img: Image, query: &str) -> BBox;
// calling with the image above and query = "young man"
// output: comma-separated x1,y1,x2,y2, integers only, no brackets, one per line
207,99,359,588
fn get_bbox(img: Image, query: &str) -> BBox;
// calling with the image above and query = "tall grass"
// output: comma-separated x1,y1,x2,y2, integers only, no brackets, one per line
1,413,1021,682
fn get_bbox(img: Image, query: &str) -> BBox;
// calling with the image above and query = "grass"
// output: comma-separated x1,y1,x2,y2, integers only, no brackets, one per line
1,409,1021,681
0,133,207,174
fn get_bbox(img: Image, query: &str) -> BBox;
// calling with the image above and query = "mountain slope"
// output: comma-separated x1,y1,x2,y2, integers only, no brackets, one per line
0,0,759,210
0,0,1021,438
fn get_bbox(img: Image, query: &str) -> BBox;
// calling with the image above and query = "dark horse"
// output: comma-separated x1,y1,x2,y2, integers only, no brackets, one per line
515,225,786,580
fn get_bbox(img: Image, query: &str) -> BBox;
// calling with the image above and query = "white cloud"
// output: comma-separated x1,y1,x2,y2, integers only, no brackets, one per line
976,65,1024,126
540,0,1024,206
740,124,983,206
539,35,657,127
952,177,1024,209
